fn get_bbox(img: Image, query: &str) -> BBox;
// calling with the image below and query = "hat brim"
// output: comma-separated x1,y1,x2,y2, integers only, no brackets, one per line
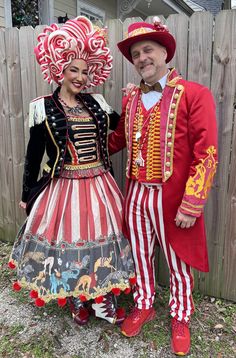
117,32,176,64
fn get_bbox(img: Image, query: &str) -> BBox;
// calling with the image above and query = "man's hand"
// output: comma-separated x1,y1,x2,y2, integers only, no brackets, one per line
175,210,196,229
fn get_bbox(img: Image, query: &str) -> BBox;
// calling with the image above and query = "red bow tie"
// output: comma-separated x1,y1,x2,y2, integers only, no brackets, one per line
140,80,162,93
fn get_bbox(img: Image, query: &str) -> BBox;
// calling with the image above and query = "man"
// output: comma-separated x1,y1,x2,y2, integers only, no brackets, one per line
108,17,217,356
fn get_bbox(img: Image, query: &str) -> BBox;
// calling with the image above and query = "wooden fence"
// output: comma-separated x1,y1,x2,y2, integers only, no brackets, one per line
0,10,236,301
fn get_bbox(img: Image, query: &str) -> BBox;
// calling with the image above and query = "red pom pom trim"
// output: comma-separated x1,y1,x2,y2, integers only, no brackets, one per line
35,298,45,307
79,294,87,302
29,290,38,299
112,288,121,296
95,295,104,304
8,261,16,269
12,282,21,291
57,297,67,307
129,276,137,286
124,287,131,295
116,307,126,319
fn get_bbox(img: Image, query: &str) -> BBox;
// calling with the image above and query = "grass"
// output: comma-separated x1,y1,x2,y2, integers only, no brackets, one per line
0,241,236,357
0,324,55,358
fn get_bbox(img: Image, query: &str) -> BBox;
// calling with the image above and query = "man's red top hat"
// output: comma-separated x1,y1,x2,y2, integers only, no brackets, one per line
117,17,176,64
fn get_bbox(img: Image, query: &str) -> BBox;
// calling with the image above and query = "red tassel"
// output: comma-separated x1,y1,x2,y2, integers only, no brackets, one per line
8,261,16,269
12,282,21,291
112,288,121,296
94,295,104,304
79,294,87,302
35,298,45,307
57,297,67,307
29,290,38,299
124,287,131,295
129,276,137,286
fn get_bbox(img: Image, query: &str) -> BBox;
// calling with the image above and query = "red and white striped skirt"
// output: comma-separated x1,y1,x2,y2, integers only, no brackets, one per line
28,171,123,243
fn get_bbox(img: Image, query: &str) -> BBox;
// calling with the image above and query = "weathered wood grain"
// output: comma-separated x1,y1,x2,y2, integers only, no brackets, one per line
5,27,25,230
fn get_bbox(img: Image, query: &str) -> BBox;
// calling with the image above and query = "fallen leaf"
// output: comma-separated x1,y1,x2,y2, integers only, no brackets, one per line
149,340,157,350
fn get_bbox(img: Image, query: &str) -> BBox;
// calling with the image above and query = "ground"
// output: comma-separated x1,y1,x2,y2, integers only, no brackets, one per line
0,241,235,358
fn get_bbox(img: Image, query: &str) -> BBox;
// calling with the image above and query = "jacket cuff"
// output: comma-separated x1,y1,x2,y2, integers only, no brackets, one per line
21,190,29,203
179,200,203,217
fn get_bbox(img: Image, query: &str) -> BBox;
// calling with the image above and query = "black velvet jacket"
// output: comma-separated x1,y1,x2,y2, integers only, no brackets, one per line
22,87,120,206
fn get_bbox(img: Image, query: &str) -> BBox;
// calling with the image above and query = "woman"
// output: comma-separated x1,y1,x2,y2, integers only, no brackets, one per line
9,16,135,326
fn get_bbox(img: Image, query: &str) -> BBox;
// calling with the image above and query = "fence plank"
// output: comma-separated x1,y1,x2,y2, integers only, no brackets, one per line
186,12,214,291
19,26,37,147
122,17,143,86
104,19,123,112
104,18,126,192
5,27,25,231
166,14,189,79
199,10,236,298
0,29,16,242
187,12,213,86
223,107,236,300
215,10,236,300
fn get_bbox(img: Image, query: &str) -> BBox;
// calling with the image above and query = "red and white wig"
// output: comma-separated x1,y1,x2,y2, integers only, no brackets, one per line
34,16,112,87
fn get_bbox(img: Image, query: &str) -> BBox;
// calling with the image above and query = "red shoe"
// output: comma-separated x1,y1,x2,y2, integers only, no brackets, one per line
121,307,156,337
69,297,90,326
171,318,190,356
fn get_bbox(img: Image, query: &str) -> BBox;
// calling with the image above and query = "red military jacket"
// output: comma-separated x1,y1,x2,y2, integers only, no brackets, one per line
109,68,218,272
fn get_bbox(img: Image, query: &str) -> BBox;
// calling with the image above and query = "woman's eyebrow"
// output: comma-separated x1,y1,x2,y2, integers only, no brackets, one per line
69,66,79,70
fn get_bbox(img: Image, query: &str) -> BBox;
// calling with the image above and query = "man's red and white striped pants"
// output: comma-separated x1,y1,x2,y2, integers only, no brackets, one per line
125,180,194,323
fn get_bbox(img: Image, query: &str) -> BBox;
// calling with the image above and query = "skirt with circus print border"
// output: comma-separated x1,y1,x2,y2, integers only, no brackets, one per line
10,171,135,303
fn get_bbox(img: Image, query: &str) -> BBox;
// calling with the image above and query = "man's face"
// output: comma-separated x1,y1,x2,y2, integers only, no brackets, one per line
130,40,168,84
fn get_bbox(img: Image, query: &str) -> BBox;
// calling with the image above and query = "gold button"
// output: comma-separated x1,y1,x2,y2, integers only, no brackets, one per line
167,142,172,147
177,85,182,91
167,132,172,138
174,94,179,99
169,123,173,129
165,171,171,177
171,103,176,109
169,113,175,119
131,91,136,96
166,162,171,167
167,152,171,157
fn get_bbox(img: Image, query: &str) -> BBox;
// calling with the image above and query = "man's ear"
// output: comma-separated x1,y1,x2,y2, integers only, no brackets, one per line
163,47,168,61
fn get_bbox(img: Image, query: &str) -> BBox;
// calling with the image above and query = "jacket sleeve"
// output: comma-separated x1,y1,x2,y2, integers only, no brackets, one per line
108,110,120,131
22,122,46,202
108,94,130,155
179,86,218,217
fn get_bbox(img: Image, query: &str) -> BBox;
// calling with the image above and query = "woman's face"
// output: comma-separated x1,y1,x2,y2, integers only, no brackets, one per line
62,59,88,95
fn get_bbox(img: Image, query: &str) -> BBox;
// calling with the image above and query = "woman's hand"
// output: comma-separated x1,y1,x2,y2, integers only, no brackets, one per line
122,83,136,96
19,201,27,210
